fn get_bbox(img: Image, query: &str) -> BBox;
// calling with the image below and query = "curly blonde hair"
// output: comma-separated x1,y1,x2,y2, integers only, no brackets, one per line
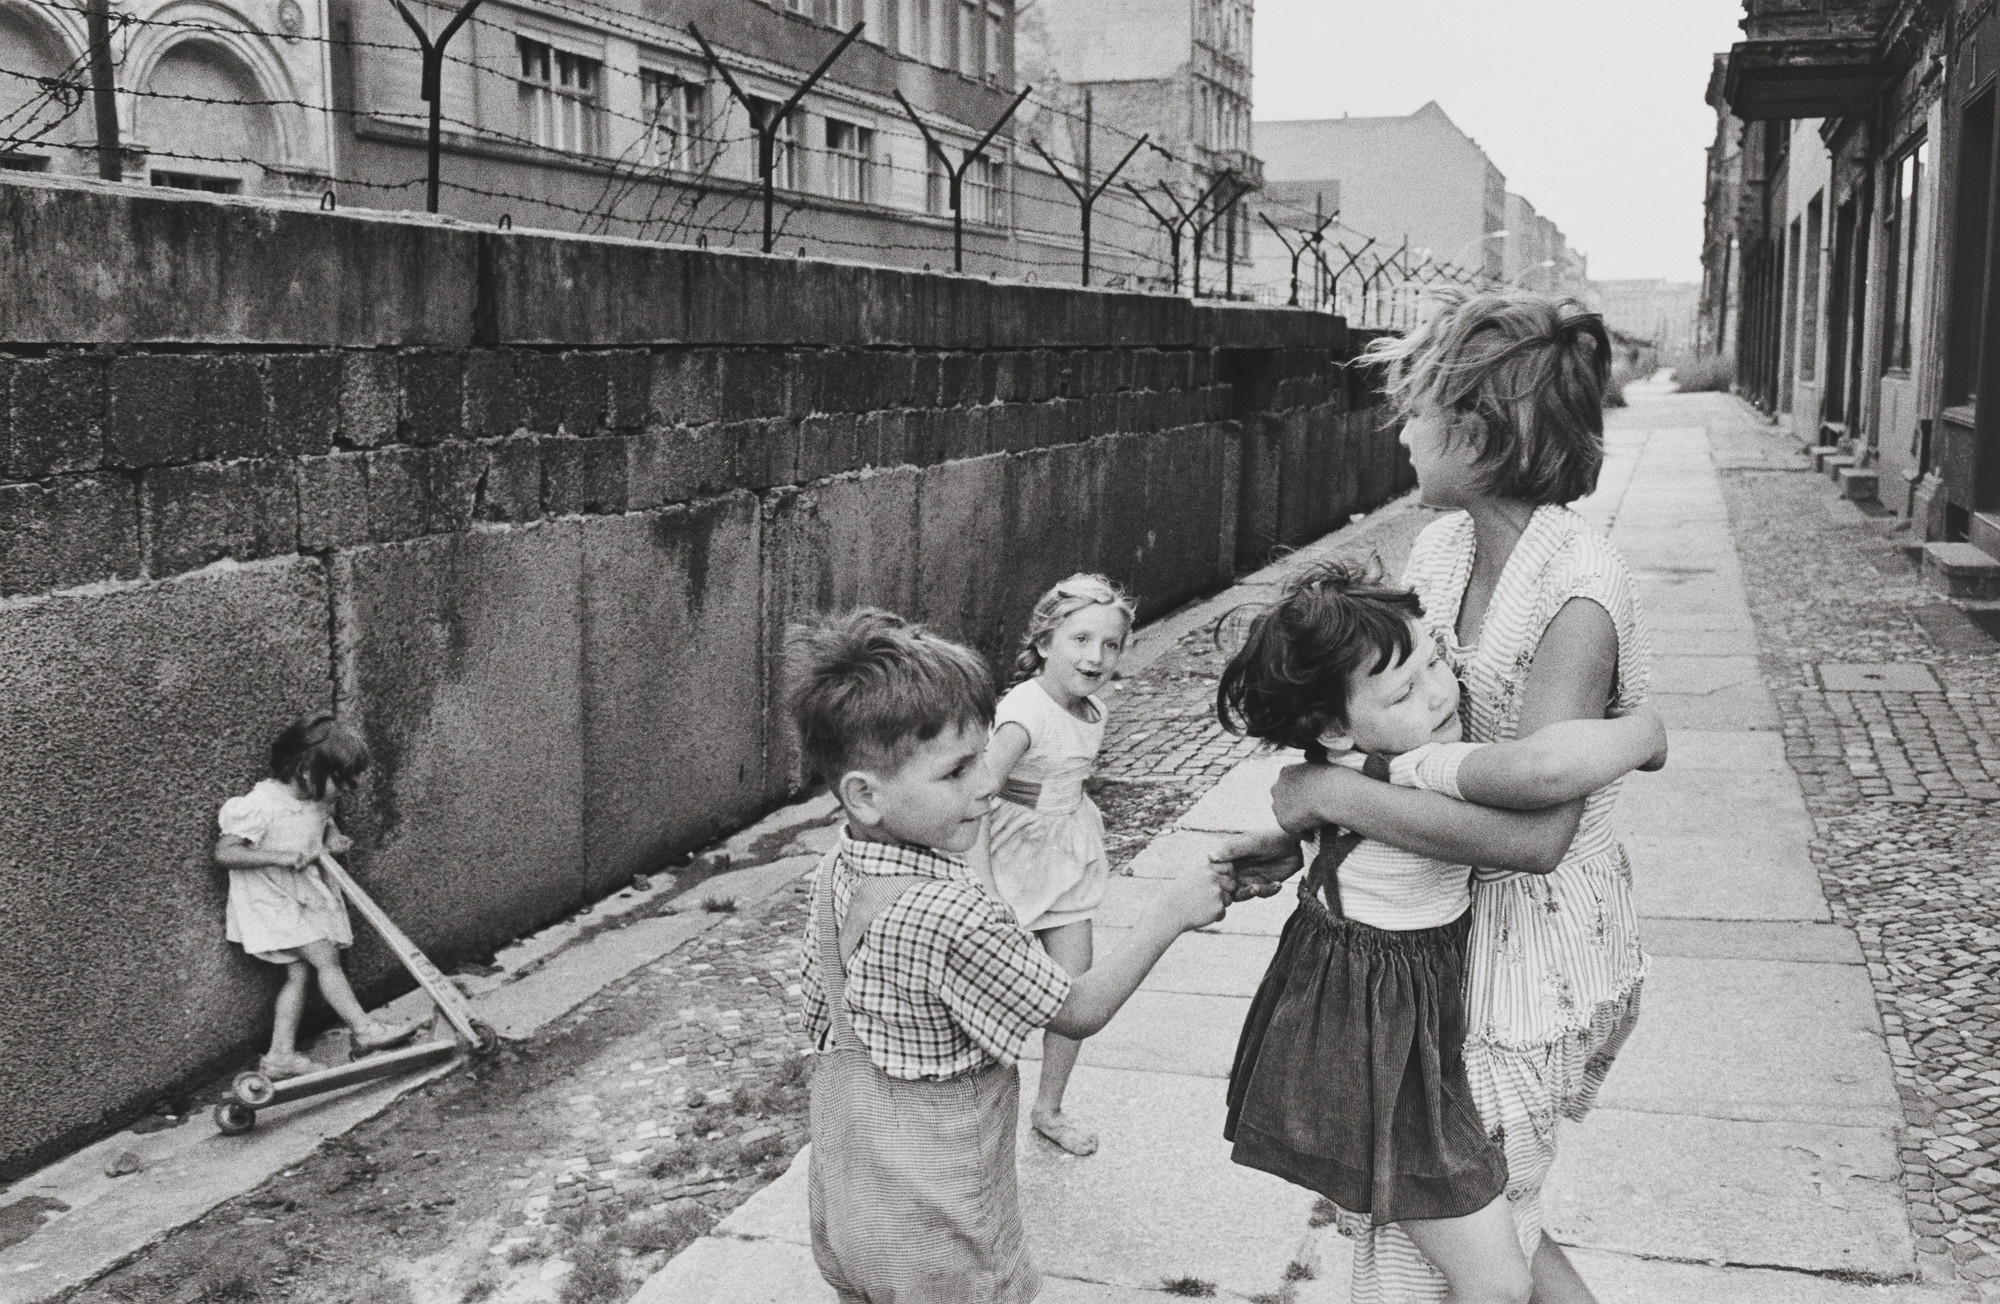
1359,288,1611,506
1012,573,1138,685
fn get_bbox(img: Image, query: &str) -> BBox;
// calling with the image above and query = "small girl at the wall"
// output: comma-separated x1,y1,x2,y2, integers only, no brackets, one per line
214,714,418,1080
981,573,1137,1156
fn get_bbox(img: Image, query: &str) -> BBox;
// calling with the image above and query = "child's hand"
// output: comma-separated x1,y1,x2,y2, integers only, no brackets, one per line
1611,704,1670,771
325,831,353,855
1160,861,1231,933
1209,829,1301,901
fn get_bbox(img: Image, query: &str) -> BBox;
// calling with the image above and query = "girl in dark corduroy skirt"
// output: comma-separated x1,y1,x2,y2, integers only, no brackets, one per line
1213,561,1668,1302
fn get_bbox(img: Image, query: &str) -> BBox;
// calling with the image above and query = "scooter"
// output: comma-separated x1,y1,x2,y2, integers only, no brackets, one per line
212,852,500,1136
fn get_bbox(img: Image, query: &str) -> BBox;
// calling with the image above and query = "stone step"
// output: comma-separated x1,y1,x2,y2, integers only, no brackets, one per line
1836,466,1879,502
1821,453,1857,481
1970,511,2000,561
1811,447,1847,472
1921,541,2000,600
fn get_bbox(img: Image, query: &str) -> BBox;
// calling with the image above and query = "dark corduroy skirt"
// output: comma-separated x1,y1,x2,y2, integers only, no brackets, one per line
1225,855,1506,1226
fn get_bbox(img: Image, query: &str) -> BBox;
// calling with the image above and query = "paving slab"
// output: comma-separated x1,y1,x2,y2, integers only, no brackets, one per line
1598,956,1900,1128
1094,925,1279,998
1097,873,1294,936
1640,917,1864,964
1122,828,1229,879
1547,1110,1912,1278
1661,729,1794,772
1618,764,1827,921
1562,1249,1958,1303
1020,990,1247,1079
1650,683,1783,730
1652,654,1772,698
1651,625,1763,656
1174,752,1295,833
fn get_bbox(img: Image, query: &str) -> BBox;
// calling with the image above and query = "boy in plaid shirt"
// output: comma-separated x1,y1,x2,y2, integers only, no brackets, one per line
791,608,1232,1303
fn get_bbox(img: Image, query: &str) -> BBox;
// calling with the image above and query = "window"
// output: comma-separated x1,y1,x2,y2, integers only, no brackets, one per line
641,69,707,171
1801,194,1823,382
958,0,981,78
518,38,602,154
151,171,241,192
985,6,1003,85
824,118,873,201
0,153,49,172
746,95,799,189
1946,91,1993,405
964,152,1005,225
1882,138,1927,373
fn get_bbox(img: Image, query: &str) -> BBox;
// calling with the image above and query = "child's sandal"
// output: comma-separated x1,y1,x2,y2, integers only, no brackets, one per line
353,1020,419,1053
259,1051,319,1080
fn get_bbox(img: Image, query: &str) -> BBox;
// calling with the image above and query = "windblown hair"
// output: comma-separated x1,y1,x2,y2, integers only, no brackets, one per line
1215,560,1426,761
270,714,370,800
787,608,996,788
1361,288,1612,506
1012,572,1139,685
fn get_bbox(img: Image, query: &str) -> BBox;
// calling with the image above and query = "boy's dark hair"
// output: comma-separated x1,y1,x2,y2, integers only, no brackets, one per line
1361,288,1612,506
787,608,996,788
271,714,370,799
1216,560,1426,760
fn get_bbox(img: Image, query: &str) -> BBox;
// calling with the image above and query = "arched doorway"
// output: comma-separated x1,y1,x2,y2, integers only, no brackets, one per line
137,39,280,193
0,6,87,172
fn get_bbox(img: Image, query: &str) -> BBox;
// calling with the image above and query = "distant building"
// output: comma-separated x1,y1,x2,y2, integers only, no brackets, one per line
1596,279,1701,359
1502,191,1589,299
0,0,336,194
1016,0,1260,292
1258,102,1507,281
1697,53,1744,363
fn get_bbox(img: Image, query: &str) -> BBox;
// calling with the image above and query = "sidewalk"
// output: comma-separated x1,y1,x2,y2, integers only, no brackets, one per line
635,395,1971,1303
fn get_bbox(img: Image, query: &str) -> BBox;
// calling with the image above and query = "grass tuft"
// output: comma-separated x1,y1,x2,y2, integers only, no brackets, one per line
1307,1196,1340,1228
1283,1258,1317,1281
605,1204,708,1256
1160,1278,1217,1298
557,1243,625,1304
459,1279,498,1304
701,895,738,913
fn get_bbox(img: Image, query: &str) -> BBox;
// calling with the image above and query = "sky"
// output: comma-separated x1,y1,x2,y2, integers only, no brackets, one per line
1253,1,1747,283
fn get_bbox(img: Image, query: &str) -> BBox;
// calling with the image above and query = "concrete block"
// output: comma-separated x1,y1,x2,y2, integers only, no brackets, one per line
263,353,339,457
512,351,594,435
142,459,299,576
580,496,765,897
5,354,104,476
628,425,735,508
332,521,588,986
1837,466,1879,501
760,467,921,794
460,349,523,438
720,349,790,420
1548,1111,1912,1278
396,349,462,446
477,434,543,521
603,350,650,430
0,557,330,1179
914,454,1013,659
0,476,139,595
729,418,801,491
336,350,396,448
543,435,631,516
1921,542,2000,601
107,354,265,466
296,453,369,552
797,412,860,481
364,443,485,541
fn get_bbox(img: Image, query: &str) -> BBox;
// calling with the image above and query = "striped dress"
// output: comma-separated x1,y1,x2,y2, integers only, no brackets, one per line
1350,505,1653,1302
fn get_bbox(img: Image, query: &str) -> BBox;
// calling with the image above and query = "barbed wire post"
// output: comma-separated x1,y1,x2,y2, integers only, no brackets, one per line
85,0,120,180
1124,181,1187,292
385,0,487,212
1258,205,1334,307
1186,170,1239,299
895,83,1031,273
1028,90,1145,286
1323,237,1375,315
690,20,863,254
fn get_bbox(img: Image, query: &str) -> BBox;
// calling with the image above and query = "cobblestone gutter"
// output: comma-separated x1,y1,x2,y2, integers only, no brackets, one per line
1715,401,2000,1292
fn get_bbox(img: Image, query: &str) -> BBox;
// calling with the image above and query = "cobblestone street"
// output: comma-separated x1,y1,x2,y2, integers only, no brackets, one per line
1706,394,2000,1292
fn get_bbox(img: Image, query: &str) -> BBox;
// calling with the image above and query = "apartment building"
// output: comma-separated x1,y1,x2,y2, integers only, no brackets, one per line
1712,0,1997,563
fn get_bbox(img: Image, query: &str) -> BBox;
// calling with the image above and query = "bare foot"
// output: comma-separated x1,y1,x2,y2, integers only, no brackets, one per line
1032,1107,1099,1156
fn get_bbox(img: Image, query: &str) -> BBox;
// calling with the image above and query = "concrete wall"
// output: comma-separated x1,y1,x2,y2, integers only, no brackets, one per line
0,171,1405,1179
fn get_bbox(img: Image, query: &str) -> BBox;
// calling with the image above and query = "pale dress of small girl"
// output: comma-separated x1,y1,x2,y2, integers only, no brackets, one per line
979,573,1137,1156
214,714,418,1080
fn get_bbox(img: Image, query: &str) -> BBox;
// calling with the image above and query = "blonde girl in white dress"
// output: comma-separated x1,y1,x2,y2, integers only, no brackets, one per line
981,573,1138,1156
214,714,418,1079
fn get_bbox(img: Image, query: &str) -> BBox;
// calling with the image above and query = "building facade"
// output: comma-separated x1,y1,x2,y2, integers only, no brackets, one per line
0,0,337,193
1015,0,1261,293
1,0,1149,278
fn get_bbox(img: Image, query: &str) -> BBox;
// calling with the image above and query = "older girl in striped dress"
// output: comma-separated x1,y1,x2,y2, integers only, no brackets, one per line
1261,291,1653,1304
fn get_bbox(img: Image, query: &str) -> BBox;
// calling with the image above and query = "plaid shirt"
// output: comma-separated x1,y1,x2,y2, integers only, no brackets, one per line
800,828,1072,1081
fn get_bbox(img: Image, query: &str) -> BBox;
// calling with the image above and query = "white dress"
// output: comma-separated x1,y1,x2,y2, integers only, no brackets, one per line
1352,505,1653,1302
981,679,1112,932
217,778,354,962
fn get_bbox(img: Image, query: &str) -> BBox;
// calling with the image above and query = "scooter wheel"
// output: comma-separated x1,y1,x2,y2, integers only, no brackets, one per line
232,1071,276,1107
213,1102,257,1135
469,1019,501,1058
